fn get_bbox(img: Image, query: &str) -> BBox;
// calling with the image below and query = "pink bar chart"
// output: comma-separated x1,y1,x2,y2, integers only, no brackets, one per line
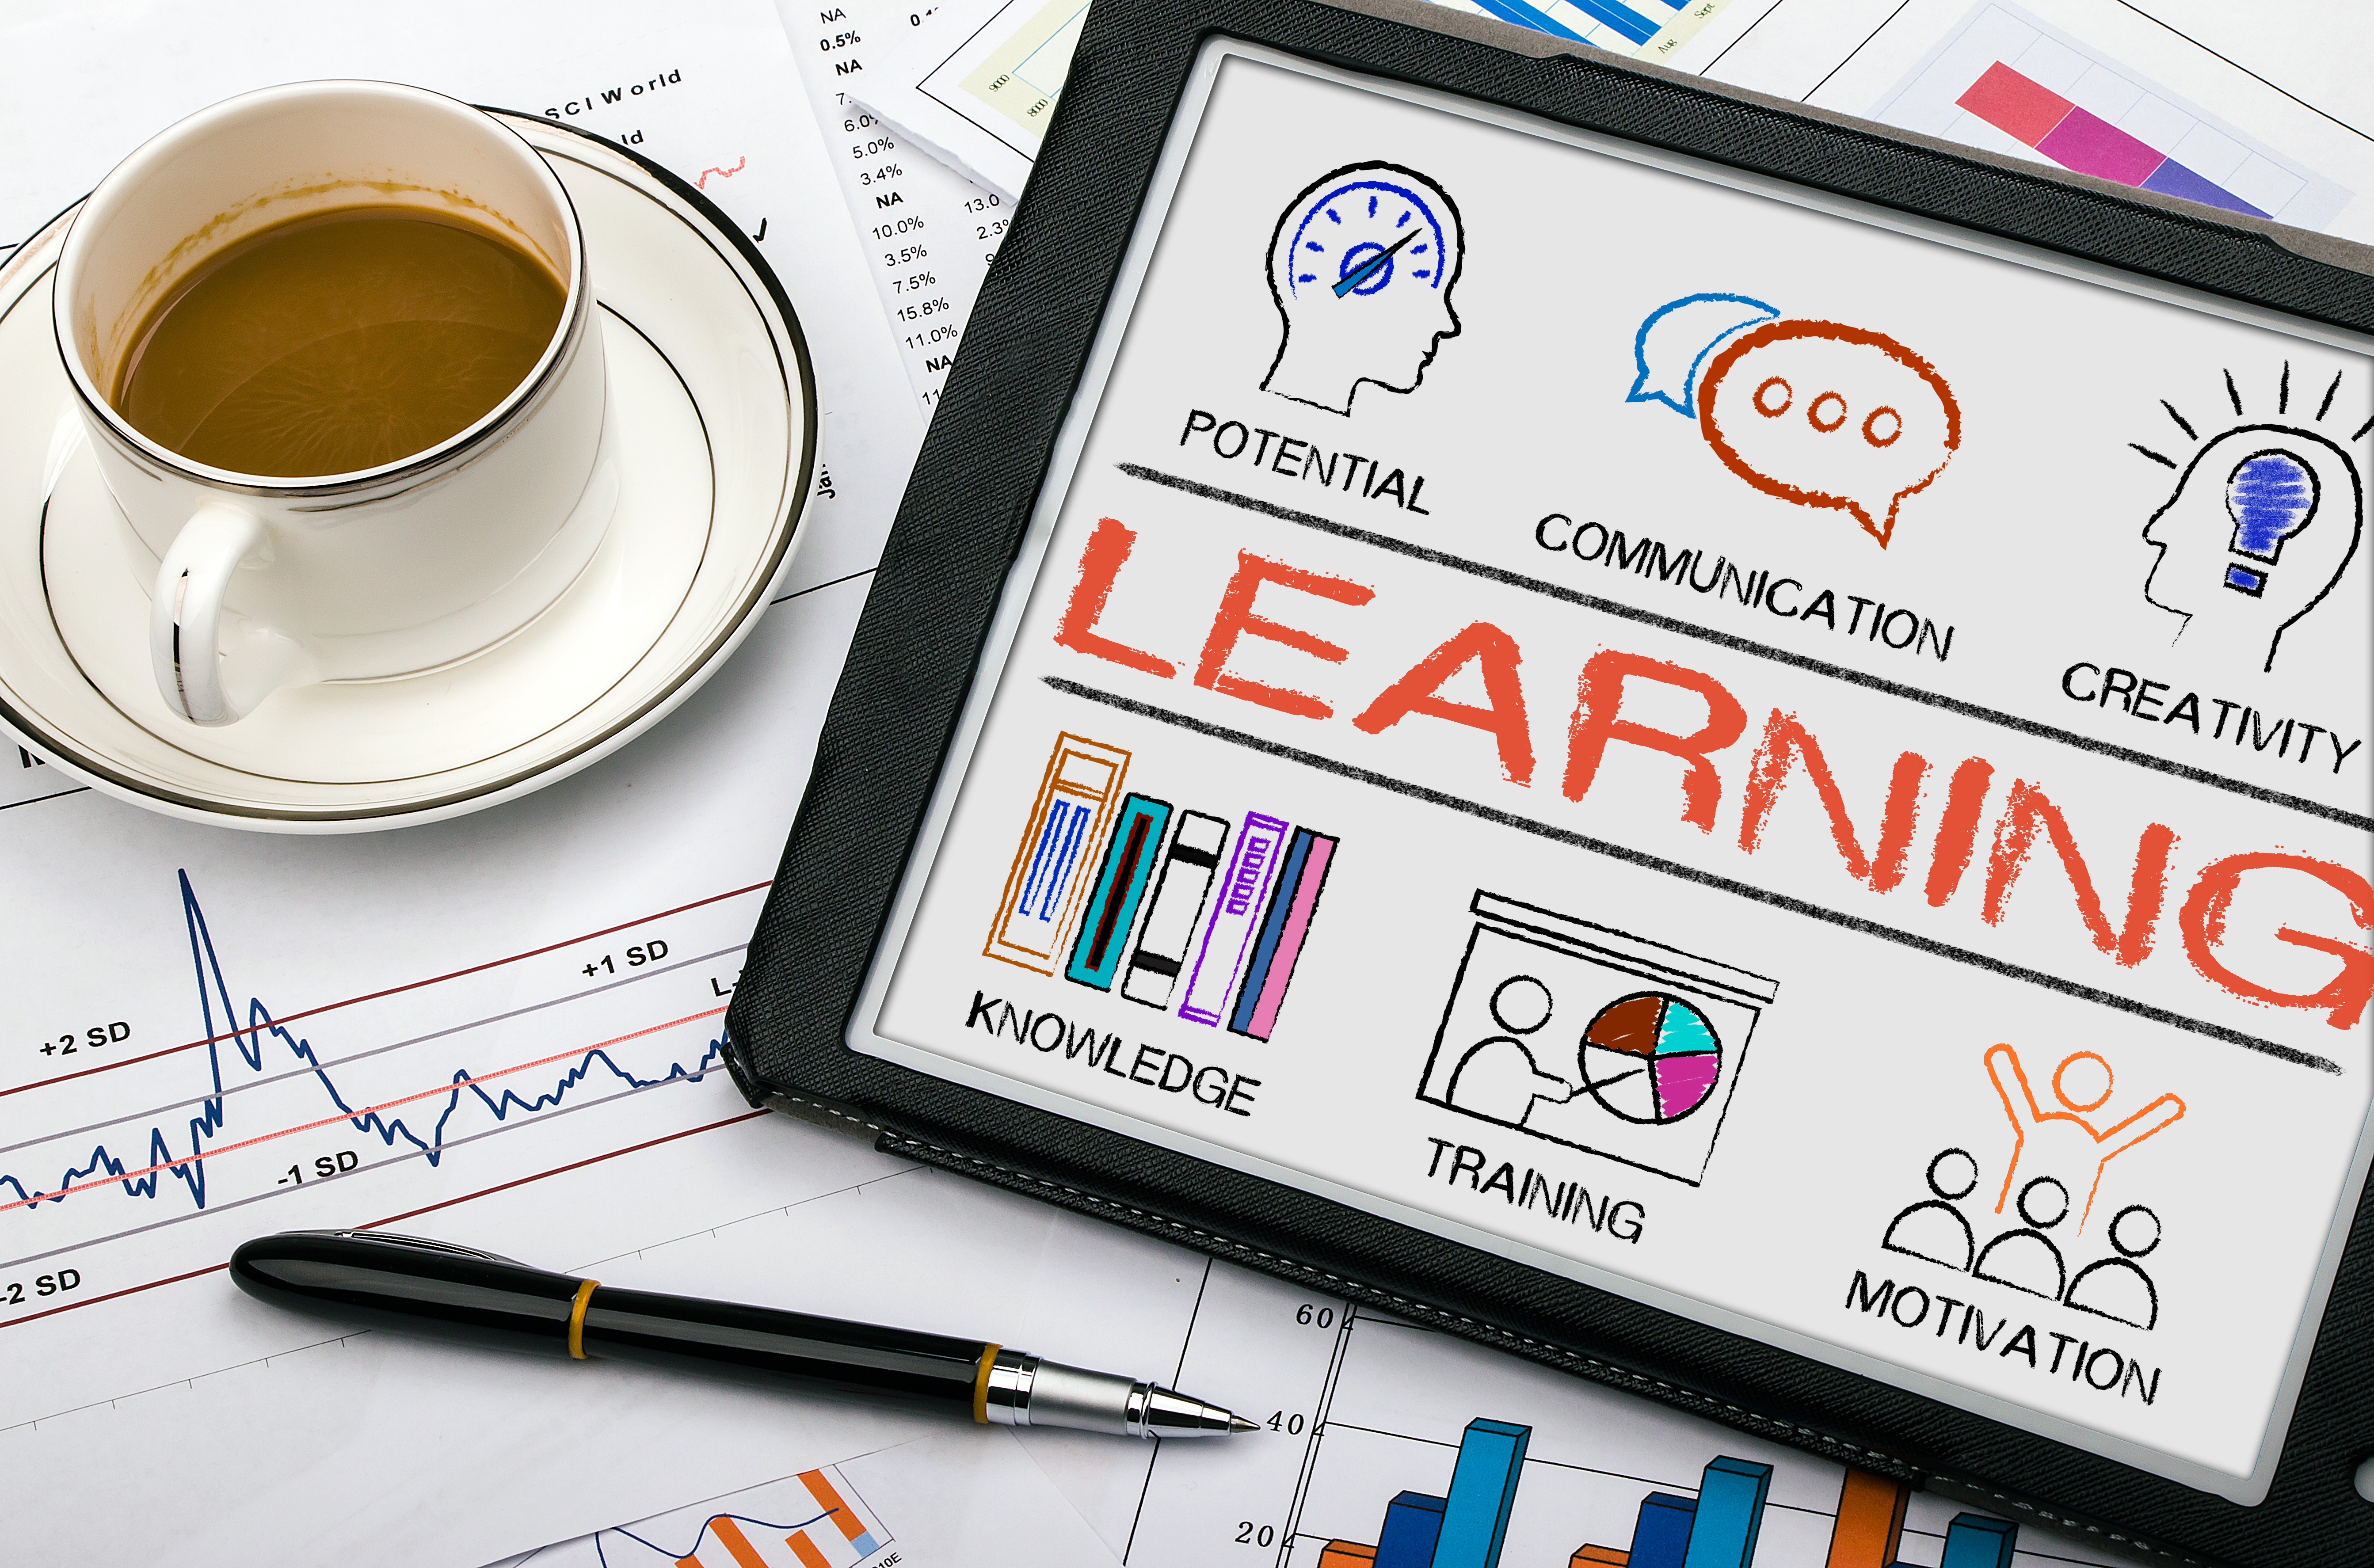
1867,1,2349,233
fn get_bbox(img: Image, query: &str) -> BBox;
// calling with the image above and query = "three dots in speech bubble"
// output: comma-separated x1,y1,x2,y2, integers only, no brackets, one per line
1629,293,1962,548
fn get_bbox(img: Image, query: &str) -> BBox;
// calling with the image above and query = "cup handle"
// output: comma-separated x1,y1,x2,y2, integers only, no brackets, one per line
150,501,310,726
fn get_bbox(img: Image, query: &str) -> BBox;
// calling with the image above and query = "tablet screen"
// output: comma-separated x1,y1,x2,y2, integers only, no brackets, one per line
858,42,2374,1500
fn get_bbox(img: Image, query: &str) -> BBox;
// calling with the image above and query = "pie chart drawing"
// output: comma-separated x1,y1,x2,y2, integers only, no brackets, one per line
1582,992,1722,1124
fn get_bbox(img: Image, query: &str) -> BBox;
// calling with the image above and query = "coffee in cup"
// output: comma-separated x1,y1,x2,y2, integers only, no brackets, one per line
55,80,613,728
114,206,568,479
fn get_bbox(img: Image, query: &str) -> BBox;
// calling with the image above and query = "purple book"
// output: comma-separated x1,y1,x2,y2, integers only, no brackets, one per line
1176,812,1289,1025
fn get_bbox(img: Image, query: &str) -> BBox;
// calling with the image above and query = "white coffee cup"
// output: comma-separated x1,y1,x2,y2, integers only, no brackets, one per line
53,80,612,727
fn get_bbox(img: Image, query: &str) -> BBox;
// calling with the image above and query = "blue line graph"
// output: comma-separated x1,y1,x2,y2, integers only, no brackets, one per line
3,871,727,1216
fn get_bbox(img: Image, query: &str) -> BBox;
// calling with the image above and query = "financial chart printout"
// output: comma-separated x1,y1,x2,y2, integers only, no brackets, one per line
868,48,2374,1498
781,0,1010,412
1673,0,2374,245
481,1171,2138,1568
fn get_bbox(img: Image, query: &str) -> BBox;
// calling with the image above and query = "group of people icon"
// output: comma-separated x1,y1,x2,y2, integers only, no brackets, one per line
1879,1045,2184,1331
1883,1148,2164,1329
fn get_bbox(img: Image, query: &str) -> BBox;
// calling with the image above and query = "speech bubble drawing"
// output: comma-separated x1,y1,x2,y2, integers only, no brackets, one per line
1626,293,1778,418
1698,320,1961,547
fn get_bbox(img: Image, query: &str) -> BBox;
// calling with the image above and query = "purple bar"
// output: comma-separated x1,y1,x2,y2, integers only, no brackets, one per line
1177,812,1288,1025
2141,158,2271,218
2035,107,2168,187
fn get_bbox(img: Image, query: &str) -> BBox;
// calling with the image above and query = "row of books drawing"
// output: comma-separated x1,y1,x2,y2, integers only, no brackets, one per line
983,735,1339,1042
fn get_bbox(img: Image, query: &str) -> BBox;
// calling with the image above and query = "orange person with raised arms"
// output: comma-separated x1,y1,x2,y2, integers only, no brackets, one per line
1984,1044,2184,1236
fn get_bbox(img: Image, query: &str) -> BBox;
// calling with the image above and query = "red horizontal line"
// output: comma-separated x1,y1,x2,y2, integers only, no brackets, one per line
1,1007,727,1214
0,1260,233,1332
354,1109,770,1235
0,881,770,1103
0,1109,770,1331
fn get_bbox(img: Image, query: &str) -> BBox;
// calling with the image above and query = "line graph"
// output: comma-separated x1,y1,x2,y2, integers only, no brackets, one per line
0,873,767,1347
0,879,767,1104
2,873,731,1217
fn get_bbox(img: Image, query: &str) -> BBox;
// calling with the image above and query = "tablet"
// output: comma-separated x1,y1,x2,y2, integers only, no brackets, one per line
725,3,2374,1559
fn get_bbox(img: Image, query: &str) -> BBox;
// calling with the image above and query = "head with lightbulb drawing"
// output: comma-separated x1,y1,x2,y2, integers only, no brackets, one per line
2142,422,2363,673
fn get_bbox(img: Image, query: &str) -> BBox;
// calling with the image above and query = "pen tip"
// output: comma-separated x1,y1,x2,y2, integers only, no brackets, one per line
1140,1385,1264,1437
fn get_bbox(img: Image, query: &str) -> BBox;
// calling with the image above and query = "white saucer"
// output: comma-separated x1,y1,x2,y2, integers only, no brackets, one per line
0,113,815,831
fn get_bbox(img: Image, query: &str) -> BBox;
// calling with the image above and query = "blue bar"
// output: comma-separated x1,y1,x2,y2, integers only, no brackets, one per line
1628,1493,1698,1568
1376,1492,1446,1568
1680,1458,1772,1568
1430,1419,1530,1568
1938,1513,2019,1568
2139,157,2271,219
1463,0,1589,44
1566,0,1661,44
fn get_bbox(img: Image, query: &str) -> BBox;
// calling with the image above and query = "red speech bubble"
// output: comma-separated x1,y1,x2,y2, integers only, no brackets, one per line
1699,320,1962,548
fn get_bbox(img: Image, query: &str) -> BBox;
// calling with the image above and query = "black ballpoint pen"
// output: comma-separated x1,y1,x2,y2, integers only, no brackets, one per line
230,1229,1257,1438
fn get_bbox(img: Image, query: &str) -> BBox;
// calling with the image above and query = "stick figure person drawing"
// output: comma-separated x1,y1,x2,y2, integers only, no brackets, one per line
1985,1044,2184,1237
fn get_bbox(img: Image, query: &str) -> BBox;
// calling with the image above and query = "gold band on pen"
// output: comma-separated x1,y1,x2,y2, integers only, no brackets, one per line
568,1279,600,1359
973,1343,1002,1423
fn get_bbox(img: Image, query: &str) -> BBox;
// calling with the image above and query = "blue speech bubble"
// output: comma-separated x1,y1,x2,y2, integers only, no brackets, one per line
1628,293,1780,418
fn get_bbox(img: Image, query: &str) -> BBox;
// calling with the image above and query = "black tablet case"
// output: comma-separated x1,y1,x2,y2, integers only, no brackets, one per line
722,3,2374,1560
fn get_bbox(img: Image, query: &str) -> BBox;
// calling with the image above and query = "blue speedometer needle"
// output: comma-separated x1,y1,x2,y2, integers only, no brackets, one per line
1332,226,1424,297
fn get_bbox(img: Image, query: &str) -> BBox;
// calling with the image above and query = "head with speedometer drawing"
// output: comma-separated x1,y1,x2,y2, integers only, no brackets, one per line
1262,163,1465,416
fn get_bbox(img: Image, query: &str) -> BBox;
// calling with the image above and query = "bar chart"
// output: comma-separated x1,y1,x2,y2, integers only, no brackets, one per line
1273,1305,2034,1568
1310,1437,2023,1568
515,1464,892,1567
1418,0,1686,53
1866,1,2350,233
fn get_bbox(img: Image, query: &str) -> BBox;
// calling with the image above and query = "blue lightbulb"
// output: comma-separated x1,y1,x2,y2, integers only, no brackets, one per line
2222,450,2317,596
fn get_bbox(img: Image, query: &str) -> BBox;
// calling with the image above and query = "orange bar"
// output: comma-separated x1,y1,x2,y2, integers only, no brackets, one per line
1826,1469,1911,1568
1318,1544,1378,1568
785,1530,832,1568
1572,1548,1630,1566
674,1556,703,1568
798,1468,869,1545
706,1516,772,1568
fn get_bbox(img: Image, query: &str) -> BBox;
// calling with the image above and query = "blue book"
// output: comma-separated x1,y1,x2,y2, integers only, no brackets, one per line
1937,1513,2018,1568
1375,1492,1446,1568
1629,1493,1698,1568
1227,826,1338,1041
1066,794,1171,990
1431,1418,1530,1568
1681,1458,1772,1568
1229,826,1309,1033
